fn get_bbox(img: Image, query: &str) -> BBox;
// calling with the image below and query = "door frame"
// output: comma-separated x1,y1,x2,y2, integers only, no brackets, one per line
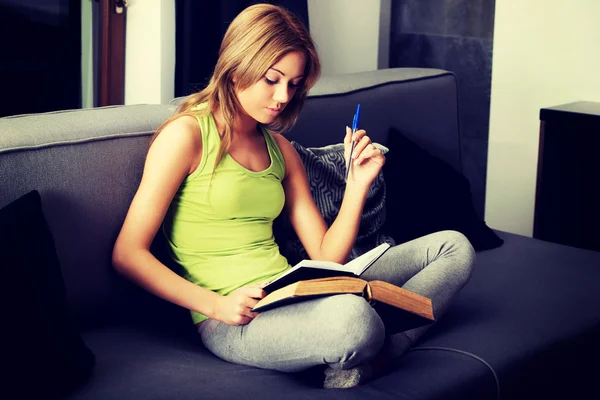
98,0,126,106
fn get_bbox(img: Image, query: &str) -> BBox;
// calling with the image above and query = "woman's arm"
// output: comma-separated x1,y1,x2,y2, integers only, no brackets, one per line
274,127,385,264
112,116,263,325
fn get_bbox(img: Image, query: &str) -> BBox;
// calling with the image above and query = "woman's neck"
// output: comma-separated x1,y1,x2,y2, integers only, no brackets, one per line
213,107,259,138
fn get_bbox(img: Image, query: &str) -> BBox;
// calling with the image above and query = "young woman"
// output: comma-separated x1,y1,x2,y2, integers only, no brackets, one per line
112,3,475,389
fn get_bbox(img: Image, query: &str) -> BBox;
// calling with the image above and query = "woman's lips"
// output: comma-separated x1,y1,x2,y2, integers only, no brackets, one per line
266,107,280,116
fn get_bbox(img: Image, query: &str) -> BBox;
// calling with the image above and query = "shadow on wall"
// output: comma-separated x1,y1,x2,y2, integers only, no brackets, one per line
389,0,495,220
0,0,81,117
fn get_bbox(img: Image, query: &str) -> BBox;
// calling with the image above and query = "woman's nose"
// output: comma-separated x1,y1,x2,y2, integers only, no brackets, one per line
273,85,290,104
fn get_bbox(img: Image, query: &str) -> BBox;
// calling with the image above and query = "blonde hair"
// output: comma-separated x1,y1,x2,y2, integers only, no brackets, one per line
151,3,320,173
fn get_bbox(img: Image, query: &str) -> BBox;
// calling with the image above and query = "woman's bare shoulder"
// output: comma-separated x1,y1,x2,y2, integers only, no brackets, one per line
271,133,305,179
149,115,203,175
271,133,297,158
159,115,202,145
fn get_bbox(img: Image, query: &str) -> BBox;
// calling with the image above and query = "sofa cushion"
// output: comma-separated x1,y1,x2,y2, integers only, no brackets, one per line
70,326,496,400
1,190,95,398
71,231,600,400
382,127,503,251
278,141,394,264
416,230,600,398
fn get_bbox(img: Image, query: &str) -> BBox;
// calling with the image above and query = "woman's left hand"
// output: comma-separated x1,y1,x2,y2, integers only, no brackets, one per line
344,126,386,186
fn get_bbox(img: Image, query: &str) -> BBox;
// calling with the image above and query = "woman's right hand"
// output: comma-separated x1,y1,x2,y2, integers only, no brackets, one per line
215,285,266,325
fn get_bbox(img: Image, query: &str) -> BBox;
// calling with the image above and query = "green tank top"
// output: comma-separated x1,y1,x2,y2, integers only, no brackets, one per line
162,107,290,324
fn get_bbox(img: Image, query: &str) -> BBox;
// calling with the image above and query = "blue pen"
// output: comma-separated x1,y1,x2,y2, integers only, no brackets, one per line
345,104,361,180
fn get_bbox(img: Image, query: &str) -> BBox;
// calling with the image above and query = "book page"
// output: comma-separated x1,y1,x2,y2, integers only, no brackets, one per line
296,259,346,270
252,278,367,312
344,243,391,275
263,243,390,293
264,259,346,290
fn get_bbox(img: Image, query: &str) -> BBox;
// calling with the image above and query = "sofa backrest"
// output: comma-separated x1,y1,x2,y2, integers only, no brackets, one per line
0,68,460,330
291,68,461,172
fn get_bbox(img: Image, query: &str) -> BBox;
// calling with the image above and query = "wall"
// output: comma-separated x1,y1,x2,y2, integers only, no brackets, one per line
389,0,496,220
307,0,390,76
81,0,93,109
124,1,388,102
486,0,600,236
124,0,175,105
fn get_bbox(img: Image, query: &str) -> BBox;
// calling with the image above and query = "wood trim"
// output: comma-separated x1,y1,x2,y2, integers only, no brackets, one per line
99,0,126,106
533,120,545,238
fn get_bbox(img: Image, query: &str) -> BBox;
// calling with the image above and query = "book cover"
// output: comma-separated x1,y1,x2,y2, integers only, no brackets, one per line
252,276,435,331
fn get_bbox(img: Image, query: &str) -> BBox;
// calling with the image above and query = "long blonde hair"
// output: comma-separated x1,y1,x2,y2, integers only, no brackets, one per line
151,3,321,172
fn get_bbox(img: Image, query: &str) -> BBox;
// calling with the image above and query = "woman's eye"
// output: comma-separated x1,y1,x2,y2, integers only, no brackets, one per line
265,77,301,89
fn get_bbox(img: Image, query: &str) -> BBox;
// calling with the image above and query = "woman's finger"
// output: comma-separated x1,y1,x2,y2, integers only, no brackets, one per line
235,315,253,325
344,126,353,160
344,126,352,145
239,285,265,298
356,143,385,166
242,304,259,319
350,129,367,146
351,135,372,160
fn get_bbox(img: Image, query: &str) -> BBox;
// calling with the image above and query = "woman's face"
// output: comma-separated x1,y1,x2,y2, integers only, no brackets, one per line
236,51,306,124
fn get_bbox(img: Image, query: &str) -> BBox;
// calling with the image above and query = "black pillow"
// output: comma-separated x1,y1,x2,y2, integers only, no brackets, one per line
382,127,503,251
2,190,95,398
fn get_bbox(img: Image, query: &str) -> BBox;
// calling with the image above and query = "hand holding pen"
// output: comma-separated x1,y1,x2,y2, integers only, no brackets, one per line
344,104,386,184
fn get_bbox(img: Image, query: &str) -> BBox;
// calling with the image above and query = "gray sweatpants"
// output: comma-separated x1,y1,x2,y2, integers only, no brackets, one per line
198,230,475,372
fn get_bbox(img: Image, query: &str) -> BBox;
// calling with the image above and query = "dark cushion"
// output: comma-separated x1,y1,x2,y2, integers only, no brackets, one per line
278,142,394,265
2,190,95,398
382,127,503,251
383,128,503,250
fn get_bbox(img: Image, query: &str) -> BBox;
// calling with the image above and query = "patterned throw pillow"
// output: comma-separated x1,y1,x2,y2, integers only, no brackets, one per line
278,141,395,265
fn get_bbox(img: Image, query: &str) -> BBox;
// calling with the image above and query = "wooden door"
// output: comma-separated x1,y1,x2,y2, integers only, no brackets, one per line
98,0,127,106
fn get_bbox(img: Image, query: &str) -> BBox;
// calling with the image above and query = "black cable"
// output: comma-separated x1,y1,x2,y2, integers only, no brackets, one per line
409,346,500,400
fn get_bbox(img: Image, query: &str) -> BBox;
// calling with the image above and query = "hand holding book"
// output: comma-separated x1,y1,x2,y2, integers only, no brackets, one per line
216,284,266,326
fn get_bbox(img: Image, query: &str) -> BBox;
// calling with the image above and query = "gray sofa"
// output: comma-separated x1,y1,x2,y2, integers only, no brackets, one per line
2,68,600,400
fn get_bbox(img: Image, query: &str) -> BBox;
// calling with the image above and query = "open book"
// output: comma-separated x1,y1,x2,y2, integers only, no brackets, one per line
262,242,391,293
252,276,435,327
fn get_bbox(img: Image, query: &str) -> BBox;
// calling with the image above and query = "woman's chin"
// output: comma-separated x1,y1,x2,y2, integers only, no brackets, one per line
256,114,277,125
